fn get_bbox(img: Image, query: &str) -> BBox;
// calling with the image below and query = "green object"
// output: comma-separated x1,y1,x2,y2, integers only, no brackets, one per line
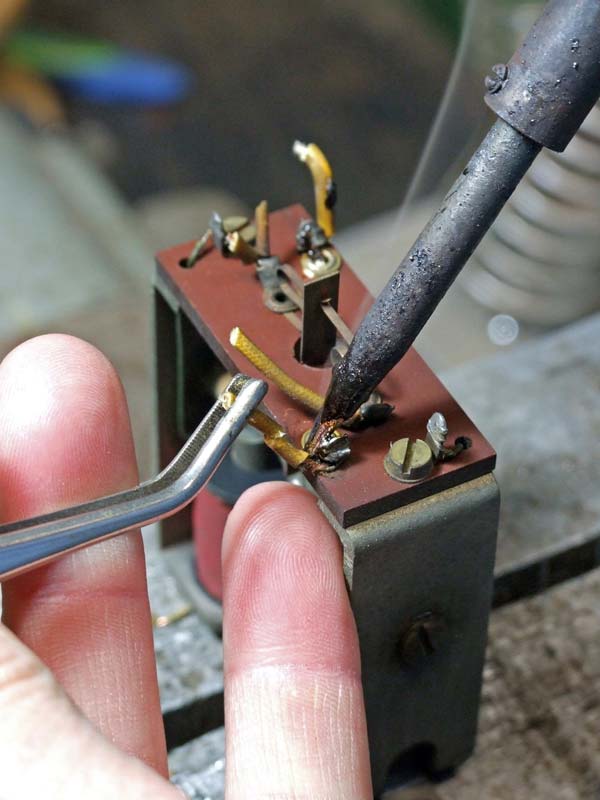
415,0,464,41
5,29,117,76
414,0,529,42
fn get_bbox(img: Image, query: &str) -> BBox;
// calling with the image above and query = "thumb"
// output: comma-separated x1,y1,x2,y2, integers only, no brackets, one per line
222,482,373,799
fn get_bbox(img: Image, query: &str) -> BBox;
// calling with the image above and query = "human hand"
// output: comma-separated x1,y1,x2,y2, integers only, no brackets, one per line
0,334,372,799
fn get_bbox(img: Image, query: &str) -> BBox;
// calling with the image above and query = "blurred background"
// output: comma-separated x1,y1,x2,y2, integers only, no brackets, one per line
23,0,465,225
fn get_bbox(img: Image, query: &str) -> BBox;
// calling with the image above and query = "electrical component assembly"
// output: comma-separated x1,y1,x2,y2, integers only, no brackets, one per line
153,3,600,789
153,143,498,790
2,1,599,794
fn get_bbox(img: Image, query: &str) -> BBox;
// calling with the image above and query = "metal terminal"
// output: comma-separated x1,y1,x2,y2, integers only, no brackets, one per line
296,218,341,278
225,231,260,264
255,257,302,317
426,412,472,463
321,301,353,345
302,427,351,471
257,255,282,293
346,392,394,430
184,216,255,268
257,248,346,366
223,216,256,242
209,212,227,255
256,256,299,313
384,438,434,483
209,214,256,261
296,218,328,253
300,248,342,279
426,412,450,461
0,375,267,581
278,260,342,367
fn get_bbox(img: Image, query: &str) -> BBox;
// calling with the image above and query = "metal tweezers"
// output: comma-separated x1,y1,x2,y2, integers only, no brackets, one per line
0,374,267,582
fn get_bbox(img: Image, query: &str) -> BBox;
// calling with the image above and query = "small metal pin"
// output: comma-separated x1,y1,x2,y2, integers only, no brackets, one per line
182,228,212,268
183,215,255,268
152,605,193,628
255,200,270,257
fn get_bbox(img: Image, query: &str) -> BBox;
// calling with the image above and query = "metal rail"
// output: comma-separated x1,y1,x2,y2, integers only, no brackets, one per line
0,375,267,581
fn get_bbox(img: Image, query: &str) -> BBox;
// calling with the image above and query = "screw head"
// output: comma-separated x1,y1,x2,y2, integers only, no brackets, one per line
400,612,446,668
485,62,508,94
492,63,508,81
384,437,433,483
485,75,502,93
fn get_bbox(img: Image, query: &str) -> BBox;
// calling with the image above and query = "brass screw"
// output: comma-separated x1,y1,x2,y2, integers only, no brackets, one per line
152,605,193,628
384,437,433,483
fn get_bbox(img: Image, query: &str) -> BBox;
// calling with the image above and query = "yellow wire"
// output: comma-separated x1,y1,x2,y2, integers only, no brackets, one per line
293,141,336,238
230,327,324,414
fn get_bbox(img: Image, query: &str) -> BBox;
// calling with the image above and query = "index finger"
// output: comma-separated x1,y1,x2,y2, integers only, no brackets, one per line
0,334,167,774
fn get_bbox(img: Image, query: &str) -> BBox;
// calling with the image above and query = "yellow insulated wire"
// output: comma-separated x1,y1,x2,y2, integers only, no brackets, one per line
230,326,324,414
292,141,336,238
221,392,308,469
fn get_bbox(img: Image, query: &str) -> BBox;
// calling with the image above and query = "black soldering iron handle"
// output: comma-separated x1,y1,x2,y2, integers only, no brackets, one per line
320,0,600,426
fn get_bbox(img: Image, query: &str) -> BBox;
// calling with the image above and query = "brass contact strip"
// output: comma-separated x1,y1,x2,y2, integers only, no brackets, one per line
221,391,308,469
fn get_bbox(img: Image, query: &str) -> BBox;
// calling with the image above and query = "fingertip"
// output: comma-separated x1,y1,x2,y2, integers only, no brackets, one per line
0,334,137,516
0,333,122,408
223,481,318,566
222,482,373,798
222,480,359,676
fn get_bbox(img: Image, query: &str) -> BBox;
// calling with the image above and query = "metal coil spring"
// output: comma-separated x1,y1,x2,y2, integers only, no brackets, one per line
461,101,600,325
